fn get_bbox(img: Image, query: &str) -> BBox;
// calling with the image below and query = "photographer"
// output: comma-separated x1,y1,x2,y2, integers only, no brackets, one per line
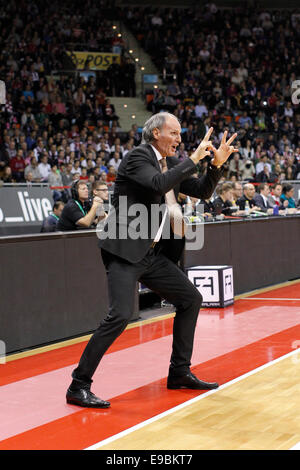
241,159,255,181
57,180,105,231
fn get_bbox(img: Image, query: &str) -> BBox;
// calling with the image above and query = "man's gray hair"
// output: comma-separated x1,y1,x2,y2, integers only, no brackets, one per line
142,112,180,144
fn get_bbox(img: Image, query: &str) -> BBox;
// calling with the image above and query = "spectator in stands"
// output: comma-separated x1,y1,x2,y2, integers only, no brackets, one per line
40,201,65,233
0,141,10,172
107,57,121,96
61,162,73,196
108,151,121,171
194,99,208,119
280,183,297,209
0,1,299,214
228,152,243,180
121,57,136,97
240,159,255,181
256,164,277,184
9,149,26,182
240,140,255,161
71,160,82,176
48,164,66,202
103,98,118,123
38,154,51,182
106,165,117,183
255,154,272,176
1,166,13,183
253,183,274,214
176,142,189,161
24,156,42,182
25,171,34,186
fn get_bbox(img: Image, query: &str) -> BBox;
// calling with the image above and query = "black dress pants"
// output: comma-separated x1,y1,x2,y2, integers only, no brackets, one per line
72,246,203,384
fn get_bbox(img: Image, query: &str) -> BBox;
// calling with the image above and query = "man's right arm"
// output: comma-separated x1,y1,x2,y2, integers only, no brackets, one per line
76,198,103,228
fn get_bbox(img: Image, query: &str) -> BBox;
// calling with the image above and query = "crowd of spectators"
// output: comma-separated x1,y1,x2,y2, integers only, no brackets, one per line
0,1,299,213
122,2,300,183
0,0,138,197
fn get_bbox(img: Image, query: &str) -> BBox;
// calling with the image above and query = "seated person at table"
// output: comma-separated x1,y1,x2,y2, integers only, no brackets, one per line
253,183,274,214
183,195,214,221
57,180,104,231
280,183,298,212
271,183,284,207
199,198,215,219
40,201,64,232
212,182,237,216
236,183,260,213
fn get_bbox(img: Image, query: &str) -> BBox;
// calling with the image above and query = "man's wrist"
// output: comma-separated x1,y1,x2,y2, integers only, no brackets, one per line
210,160,222,169
189,154,199,166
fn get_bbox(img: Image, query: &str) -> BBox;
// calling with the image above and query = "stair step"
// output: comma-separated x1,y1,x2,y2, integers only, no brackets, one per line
109,97,152,131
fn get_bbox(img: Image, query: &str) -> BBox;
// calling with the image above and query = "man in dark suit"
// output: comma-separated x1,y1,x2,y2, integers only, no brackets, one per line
253,183,274,214
66,112,238,408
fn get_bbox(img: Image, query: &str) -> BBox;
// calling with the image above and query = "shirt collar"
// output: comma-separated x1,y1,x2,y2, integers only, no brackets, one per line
150,144,163,162
261,194,267,203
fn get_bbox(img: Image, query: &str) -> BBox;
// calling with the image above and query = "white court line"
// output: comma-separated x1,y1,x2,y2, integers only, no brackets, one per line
240,297,300,301
85,347,300,451
290,441,300,450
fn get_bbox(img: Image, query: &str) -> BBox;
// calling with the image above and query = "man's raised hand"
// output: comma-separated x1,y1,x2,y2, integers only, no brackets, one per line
210,131,238,168
190,127,214,165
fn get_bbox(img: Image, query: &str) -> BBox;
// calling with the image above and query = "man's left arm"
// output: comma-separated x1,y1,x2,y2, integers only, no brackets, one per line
179,130,238,199
179,164,223,200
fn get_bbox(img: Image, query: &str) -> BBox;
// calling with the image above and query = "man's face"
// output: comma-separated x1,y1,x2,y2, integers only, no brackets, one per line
77,184,89,200
55,204,64,217
94,185,109,202
273,185,282,197
223,189,233,201
233,184,242,198
261,184,270,196
244,185,255,199
153,116,181,157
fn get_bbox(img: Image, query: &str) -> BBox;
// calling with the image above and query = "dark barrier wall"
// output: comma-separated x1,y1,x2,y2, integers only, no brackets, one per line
1,217,300,354
184,216,300,294
0,231,110,353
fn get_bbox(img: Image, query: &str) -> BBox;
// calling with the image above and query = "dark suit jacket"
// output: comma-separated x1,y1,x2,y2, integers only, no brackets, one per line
98,144,222,263
253,194,273,212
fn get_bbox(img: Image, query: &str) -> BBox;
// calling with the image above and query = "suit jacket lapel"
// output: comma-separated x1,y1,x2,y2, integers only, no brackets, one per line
146,144,162,173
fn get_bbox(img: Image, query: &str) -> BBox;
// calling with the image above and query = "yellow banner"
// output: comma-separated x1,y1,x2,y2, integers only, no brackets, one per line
66,51,120,70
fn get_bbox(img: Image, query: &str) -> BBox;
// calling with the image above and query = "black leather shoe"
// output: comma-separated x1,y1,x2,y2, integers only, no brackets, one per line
66,385,110,408
167,372,219,390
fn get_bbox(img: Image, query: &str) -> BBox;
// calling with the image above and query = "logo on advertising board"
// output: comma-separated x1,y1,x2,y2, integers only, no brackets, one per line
0,187,53,230
188,269,220,303
187,265,234,308
66,51,121,70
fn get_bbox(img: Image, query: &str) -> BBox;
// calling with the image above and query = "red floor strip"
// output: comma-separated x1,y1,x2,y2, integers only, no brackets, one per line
0,323,299,450
1,282,299,450
0,317,174,386
3,281,300,386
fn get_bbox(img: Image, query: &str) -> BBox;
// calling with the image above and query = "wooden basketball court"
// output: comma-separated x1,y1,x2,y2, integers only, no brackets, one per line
1,280,300,450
